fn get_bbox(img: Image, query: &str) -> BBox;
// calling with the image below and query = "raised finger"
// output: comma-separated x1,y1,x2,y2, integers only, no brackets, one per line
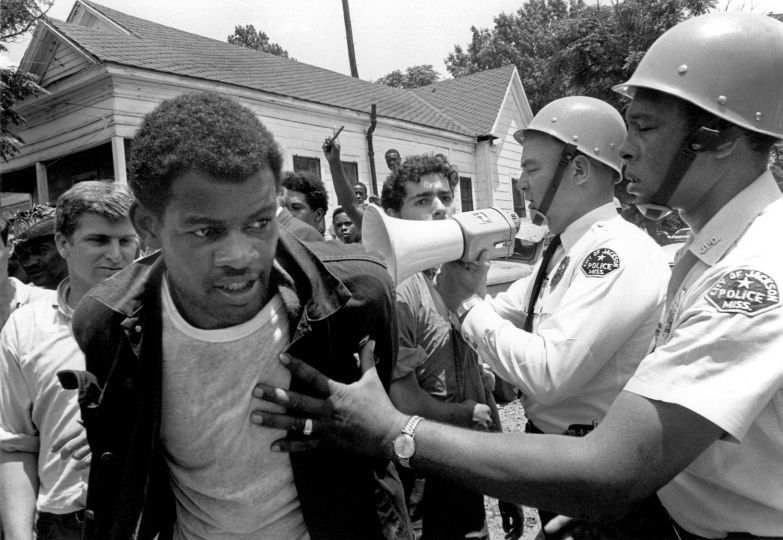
279,353,332,396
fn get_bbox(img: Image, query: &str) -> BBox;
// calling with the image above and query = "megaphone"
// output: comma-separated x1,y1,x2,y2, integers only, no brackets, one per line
362,204,520,284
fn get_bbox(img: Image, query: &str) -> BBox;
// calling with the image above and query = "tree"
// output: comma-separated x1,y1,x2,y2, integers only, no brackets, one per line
376,64,440,89
1,0,53,162
445,0,717,243
227,25,292,59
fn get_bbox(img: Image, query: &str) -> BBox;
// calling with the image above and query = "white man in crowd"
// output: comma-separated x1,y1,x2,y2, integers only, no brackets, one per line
60,92,412,539
0,181,137,540
374,154,520,540
253,13,783,539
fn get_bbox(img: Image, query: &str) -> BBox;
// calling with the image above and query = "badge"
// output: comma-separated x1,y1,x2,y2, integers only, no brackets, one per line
706,269,780,317
580,248,620,278
550,256,569,290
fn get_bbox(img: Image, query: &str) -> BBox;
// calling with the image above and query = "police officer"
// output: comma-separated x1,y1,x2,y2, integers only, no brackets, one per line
253,13,783,539
437,95,671,532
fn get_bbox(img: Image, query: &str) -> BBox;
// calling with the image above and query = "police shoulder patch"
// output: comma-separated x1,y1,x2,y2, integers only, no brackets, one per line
580,248,620,278
706,269,780,317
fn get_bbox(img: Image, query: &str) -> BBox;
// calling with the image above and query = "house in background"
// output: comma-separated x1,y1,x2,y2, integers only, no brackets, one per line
0,0,533,221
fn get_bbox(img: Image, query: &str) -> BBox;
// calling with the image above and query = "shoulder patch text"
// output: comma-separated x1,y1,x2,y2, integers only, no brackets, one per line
706,269,779,317
580,248,620,278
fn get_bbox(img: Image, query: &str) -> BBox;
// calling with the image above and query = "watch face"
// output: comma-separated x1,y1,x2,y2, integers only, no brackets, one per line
393,434,415,459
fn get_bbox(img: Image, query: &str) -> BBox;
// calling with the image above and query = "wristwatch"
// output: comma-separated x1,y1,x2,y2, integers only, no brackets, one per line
455,294,482,323
393,415,424,469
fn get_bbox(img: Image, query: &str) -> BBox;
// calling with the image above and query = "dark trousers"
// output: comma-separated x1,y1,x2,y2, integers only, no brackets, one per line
36,511,84,540
399,466,488,540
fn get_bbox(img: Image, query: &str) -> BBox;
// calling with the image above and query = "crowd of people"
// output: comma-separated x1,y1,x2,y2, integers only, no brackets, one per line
0,11,781,540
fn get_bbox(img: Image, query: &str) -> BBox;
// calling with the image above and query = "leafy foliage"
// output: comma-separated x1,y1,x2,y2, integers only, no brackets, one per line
1,0,52,162
376,64,440,89
445,0,719,242
227,25,292,59
1,68,43,161
0,0,53,45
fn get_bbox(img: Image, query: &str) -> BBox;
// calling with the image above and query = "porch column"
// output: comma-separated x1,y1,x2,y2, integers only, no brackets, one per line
111,136,127,185
35,161,49,203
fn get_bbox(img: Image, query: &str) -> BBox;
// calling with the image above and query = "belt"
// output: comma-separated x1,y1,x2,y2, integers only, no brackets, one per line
525,420,596,437
37,509,85,525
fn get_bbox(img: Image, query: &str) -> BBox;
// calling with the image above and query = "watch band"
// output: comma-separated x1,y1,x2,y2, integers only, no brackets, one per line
396,415,424,469
402,415,424,437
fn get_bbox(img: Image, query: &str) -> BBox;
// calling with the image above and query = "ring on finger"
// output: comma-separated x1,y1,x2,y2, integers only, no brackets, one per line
303,418,314,436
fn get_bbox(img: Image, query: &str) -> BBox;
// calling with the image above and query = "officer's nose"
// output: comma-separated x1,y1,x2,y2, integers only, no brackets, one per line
618,136,635,162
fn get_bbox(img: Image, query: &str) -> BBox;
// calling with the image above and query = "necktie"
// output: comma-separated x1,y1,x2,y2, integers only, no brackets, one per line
524,235,561,332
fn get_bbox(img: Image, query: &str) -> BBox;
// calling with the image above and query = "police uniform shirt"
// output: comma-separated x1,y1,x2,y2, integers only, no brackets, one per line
461,202,670,433
625,171,783,538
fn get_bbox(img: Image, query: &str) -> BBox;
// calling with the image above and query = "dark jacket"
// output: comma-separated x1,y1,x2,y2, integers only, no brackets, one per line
67,228,412,539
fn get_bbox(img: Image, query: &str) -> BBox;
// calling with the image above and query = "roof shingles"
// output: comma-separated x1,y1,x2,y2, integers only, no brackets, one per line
47,0,515,137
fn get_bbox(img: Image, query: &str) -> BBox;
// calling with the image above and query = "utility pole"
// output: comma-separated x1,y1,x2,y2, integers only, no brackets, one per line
341,0,359,78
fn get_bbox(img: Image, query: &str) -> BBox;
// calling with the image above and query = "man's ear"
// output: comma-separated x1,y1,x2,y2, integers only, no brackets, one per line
385,207,399,218
54,231,70,259
130,201,163,250
571,154,590,186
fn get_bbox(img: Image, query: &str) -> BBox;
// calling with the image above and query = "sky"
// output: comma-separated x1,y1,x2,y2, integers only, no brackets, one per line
2,0,780,79
0,0,525,79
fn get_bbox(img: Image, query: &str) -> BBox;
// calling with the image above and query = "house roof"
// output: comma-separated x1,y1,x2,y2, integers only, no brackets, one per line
412,65,518,136
39,0,475,135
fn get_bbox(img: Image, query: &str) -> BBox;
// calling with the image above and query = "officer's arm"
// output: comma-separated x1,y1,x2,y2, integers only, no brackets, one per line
0,449,37,540
407,390,722,518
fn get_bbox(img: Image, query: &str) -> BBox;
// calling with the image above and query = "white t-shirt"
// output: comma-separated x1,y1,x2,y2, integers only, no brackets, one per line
160,276,308,540
626,172,783,537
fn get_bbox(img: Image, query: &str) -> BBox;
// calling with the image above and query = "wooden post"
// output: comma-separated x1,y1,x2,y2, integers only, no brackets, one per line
35,162,49,203
111,136,127,185
342,0,359,78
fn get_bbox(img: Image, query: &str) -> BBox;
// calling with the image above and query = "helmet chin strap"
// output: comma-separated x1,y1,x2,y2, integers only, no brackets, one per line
635,123,738,221
531,143,578,226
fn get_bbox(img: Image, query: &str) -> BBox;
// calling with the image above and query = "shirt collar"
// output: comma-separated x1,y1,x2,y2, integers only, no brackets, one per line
687,171,781,266
560,202,618,253
55,277,74,320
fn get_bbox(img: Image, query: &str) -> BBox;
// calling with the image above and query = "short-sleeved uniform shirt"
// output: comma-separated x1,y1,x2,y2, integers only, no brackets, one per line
626,172,783,537
462,203,669,433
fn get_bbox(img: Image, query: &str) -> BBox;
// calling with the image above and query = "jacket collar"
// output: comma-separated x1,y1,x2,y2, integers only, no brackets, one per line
86,226,351,327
